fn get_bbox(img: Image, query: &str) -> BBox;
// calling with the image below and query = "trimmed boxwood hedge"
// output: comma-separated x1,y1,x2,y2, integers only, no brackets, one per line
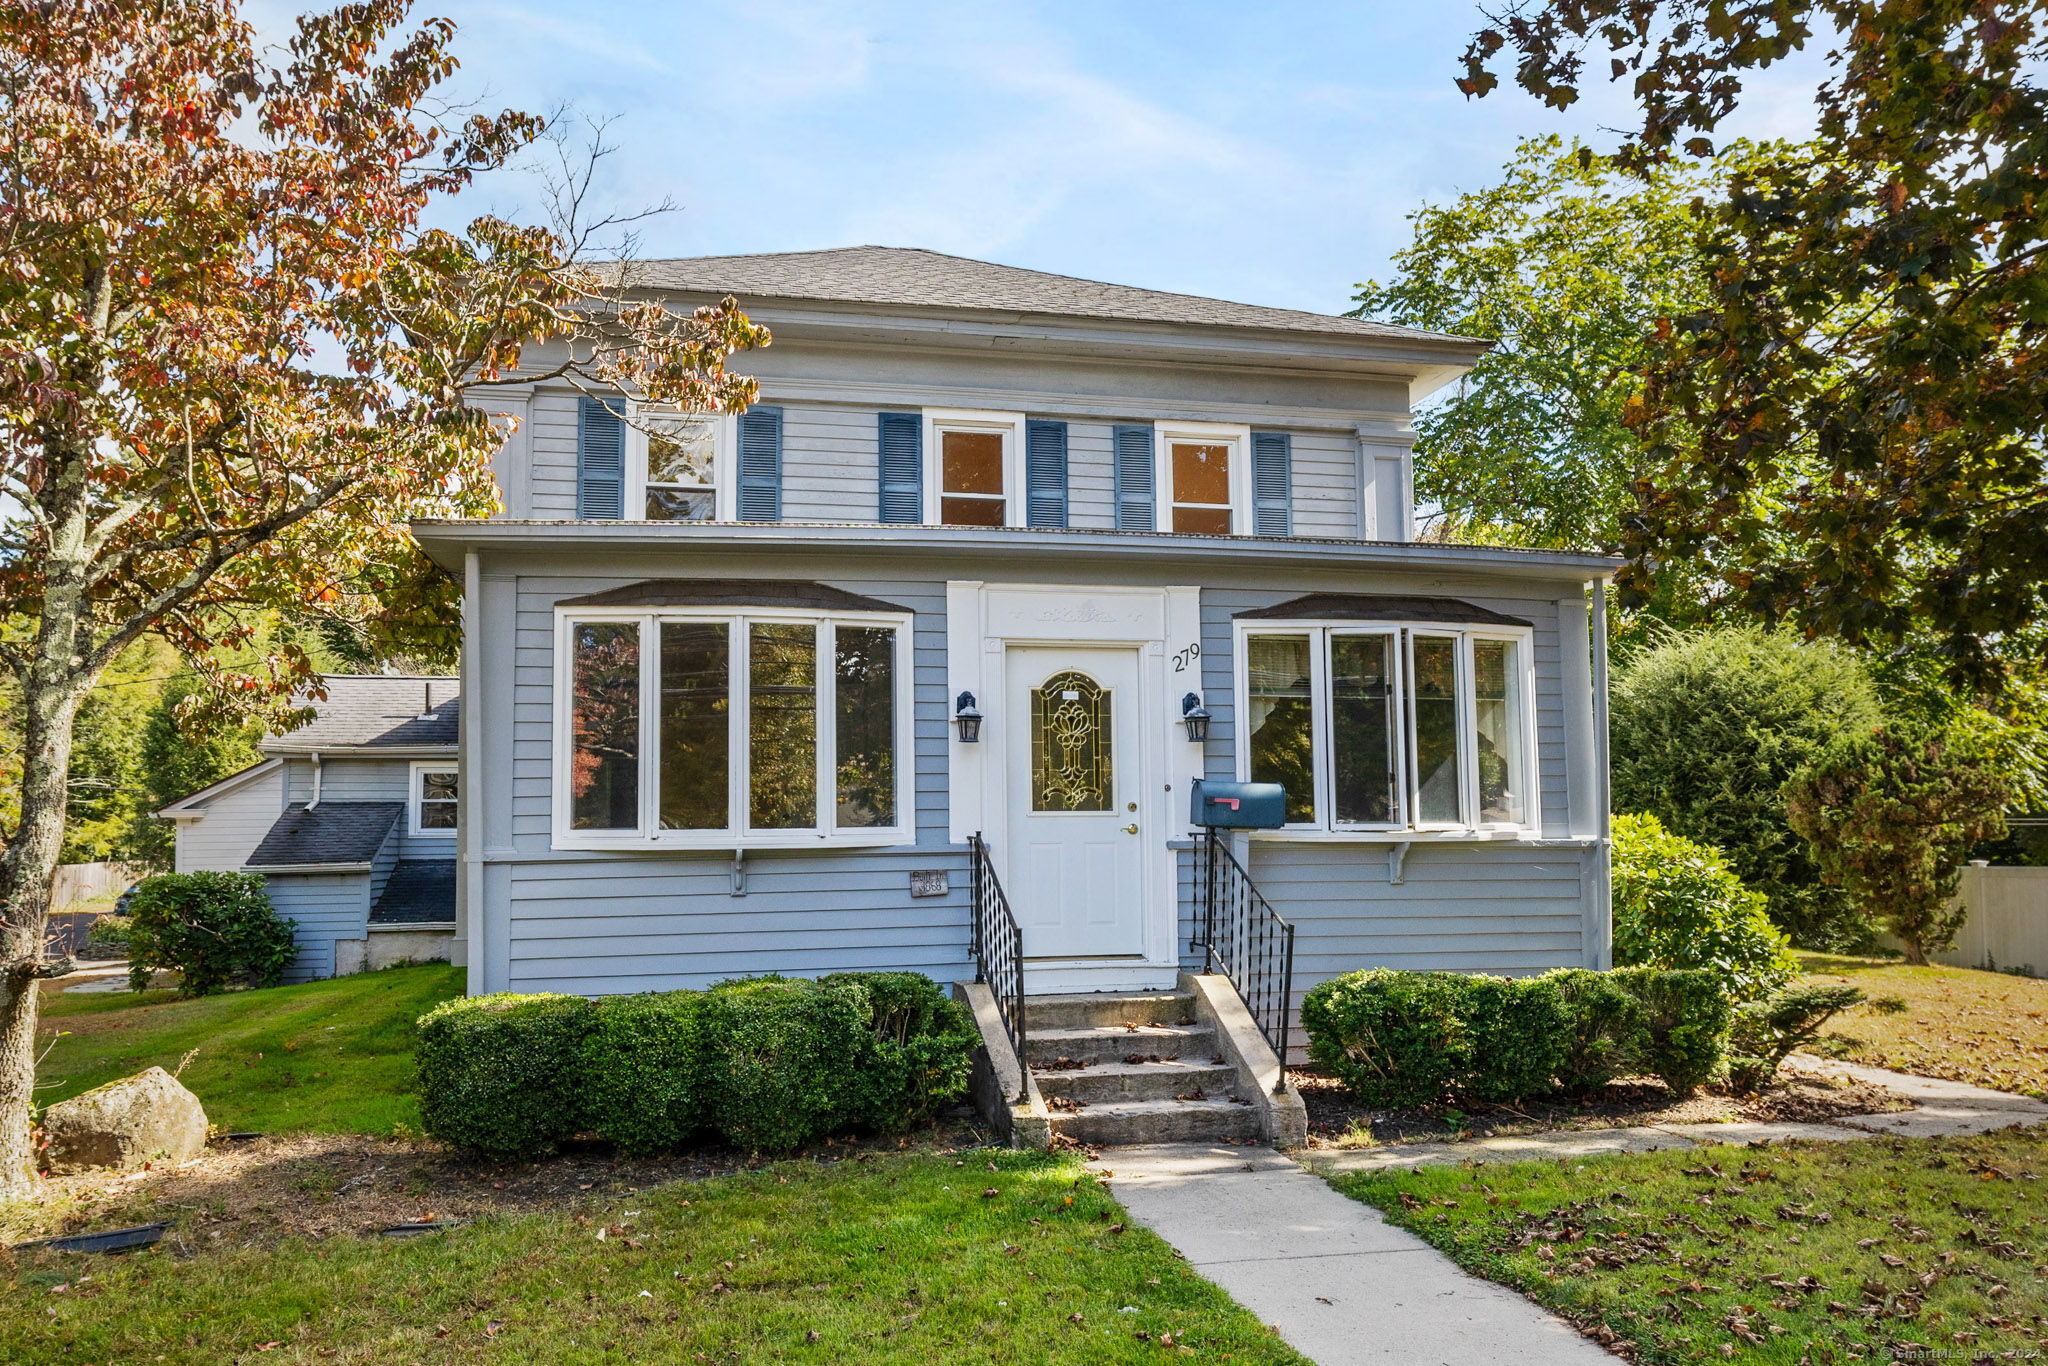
823,971,979,1132
415,992,593,1158
416,971,978,1159
579,990,711,1154
1301,965,1734,1108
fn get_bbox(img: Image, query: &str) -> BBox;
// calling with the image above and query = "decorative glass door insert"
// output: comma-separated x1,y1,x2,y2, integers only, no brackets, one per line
1029,670,1113,812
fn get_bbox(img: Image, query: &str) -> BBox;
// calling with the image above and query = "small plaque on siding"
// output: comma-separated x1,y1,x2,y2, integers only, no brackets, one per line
909,870,949,898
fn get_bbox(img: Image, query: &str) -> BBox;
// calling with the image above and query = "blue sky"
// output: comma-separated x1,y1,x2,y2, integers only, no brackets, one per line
276,1,1827,316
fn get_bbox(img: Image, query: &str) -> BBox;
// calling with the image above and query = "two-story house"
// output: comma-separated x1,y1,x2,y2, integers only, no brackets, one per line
409,246,1617,1144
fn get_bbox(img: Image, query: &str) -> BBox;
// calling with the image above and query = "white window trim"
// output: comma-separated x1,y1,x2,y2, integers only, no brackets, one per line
922,408,1026,528
1154,420,1251,535
551,605,916,851
409,760,459,839
1231,619,1540,840
625,406,737,522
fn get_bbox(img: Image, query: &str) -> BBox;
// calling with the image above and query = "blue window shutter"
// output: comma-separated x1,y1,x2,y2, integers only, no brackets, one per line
1251,431,1292,536
1024,419,1069,528
736,406,783,521
576,396,626,519
1112,424,1155,530
877,412,922,523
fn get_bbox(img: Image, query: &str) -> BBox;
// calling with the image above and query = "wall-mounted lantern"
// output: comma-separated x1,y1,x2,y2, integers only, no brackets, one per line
954,690,983,744
1180,692,1211,744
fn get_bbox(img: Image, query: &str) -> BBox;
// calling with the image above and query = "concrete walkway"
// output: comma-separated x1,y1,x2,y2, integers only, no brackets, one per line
1091,1144,1618,1365
1298,1060,2048,1176
1093,1064,2048,1364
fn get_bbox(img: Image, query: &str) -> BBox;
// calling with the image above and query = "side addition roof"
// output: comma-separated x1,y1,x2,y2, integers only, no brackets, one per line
626,246,1475,345
244,802,403,870
262,675,460,752
370,861,457,925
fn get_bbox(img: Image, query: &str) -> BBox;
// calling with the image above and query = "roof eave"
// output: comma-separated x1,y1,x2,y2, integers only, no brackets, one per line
257,742,459,758
626,289,1492,388
408,520,1620,580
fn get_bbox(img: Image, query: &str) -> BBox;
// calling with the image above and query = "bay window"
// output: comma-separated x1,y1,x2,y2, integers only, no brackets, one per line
1238,622,1534,834
556,608,909,847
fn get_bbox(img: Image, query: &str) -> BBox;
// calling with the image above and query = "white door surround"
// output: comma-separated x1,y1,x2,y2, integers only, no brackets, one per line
947,581,1204,994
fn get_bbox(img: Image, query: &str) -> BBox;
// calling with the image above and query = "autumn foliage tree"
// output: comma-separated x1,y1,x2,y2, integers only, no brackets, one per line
1460,1,2048,685
0,0,765,1195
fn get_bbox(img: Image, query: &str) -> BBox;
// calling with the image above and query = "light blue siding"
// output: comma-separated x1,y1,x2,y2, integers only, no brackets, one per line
262,873,370,983
470,555,1598,1003
521,397,1362,537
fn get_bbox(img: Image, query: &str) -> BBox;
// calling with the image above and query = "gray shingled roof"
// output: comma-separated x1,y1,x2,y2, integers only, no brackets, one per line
370,861,456,924
267,676,459,750
627,247,1471,343
246,802,402,868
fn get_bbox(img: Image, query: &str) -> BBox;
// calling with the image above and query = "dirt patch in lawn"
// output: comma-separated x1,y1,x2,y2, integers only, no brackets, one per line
1294,1054,1911,1148
6,1118,988,1251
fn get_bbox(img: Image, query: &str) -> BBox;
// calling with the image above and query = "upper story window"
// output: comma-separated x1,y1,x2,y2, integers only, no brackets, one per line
554,602,912,849
1154,422,1252,534
631,410,730,522
1236,620,1535,835
924,410,1024,528
411,762,458,837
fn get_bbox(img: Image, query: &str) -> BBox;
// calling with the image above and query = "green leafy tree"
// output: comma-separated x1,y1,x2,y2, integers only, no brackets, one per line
1352,135,1754,559
1610,626,1884,948
0,1,766,1197
1459,1,2048,686
125,671,266,867
1609,812,1798,1002
1786,717,2014,964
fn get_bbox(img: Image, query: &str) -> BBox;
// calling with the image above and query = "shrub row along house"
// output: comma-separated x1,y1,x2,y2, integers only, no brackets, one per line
169,247,1619,1142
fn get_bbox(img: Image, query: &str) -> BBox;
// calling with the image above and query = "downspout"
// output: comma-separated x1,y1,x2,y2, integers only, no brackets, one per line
461,548,484,994
306,752,323,810
1587,577,1614,969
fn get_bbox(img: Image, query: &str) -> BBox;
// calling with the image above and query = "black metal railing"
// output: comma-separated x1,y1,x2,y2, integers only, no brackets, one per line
1193,829,1296,1090
967,832,1026,1096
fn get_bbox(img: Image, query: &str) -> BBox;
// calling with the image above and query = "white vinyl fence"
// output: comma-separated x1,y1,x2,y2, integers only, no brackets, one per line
1934,865,2048,976
50,860,148,909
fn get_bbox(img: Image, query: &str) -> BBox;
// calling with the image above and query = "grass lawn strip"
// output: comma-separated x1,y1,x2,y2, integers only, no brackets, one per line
1329,1127,2048,1364
35,963,463,1137
1801,954,2048,1100
3,1150,1308,1365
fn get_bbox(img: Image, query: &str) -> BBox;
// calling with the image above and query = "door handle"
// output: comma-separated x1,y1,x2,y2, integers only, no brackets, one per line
1123,823,1139,834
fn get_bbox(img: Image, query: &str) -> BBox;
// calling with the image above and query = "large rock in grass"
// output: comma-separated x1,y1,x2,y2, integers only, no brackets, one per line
42,1066,208,1173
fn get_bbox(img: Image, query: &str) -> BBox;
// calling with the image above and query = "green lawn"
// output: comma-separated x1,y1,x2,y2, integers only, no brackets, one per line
1331,1127,2048,1364
36,964,463,1136
3,1149,1306,1366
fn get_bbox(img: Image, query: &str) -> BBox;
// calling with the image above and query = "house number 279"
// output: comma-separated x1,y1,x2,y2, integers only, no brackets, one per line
1171,643,1201,673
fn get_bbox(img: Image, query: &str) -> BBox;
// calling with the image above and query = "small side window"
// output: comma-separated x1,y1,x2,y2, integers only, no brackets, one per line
413,765,458,836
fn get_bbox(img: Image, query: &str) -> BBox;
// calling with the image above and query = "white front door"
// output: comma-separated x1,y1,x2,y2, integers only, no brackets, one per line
1004,646,1148,960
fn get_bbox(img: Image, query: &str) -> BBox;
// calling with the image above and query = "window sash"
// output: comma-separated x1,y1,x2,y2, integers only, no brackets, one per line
1236,623,1534,835
1153,423,1249,534
555,609,911,846
627,408,731,522
922,410,1024,528
412,765,458,835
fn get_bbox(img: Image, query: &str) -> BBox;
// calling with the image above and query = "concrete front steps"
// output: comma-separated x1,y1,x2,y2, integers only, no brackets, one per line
1023,991,1261,1147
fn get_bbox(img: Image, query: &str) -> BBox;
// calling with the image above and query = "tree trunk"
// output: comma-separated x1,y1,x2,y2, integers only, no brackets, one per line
0,428,95,1197
1900,939,1929,967
0,668,85,1197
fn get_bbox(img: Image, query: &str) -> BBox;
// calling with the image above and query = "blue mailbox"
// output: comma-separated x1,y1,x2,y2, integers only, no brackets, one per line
1190,778,1287,830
